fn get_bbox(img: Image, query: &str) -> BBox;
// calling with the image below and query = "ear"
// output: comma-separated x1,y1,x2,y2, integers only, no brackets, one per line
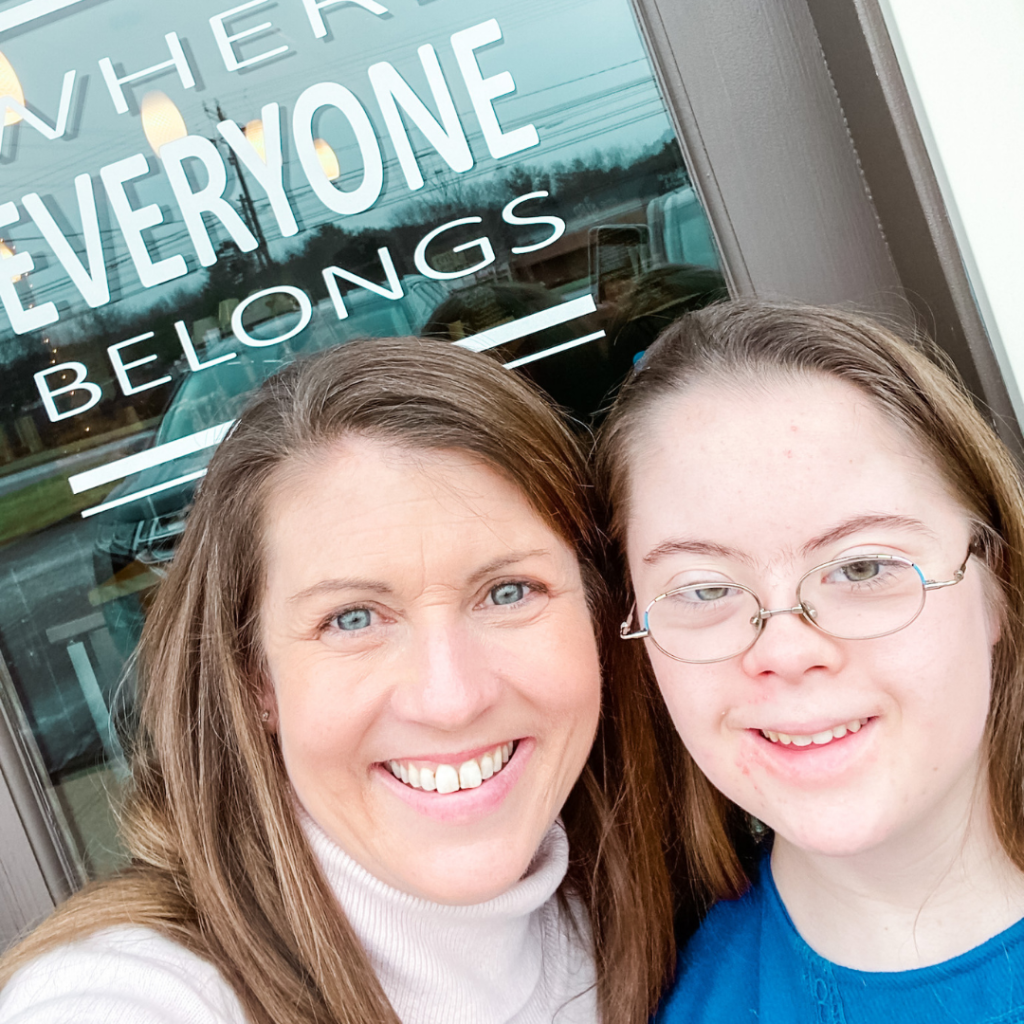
981,572,1004,649
986,601,1003,648
259,675,279,732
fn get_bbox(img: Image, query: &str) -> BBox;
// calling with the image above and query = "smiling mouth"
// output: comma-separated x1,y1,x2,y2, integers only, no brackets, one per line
760,718,871,748
385,742,518,795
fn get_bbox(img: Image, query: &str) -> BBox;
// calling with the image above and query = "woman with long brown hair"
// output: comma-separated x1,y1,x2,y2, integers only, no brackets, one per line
598,300,1024,1022
0,337,674,1024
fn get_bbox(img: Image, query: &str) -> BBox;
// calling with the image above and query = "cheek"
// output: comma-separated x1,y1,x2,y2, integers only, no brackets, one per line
901,597,995,736
515,613,602,785
547,640,602,792
649,655,725,757
268,651,382,784
280,695,362,764
516,606,602,717
918,645,993,768
560,629,602,713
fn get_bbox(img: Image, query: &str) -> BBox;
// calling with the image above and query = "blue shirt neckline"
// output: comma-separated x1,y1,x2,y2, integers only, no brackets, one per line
761,850,1024,987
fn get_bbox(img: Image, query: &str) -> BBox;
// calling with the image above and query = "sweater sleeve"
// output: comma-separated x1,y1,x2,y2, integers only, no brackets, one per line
0,927,248,1024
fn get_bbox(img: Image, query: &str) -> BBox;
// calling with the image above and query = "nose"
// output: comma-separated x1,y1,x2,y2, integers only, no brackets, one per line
740,601,843,682
390,616,500,730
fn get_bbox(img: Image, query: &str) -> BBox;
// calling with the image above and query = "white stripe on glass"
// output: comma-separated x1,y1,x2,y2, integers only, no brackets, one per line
454,295,597,353
503,330,606,369
69,421,233,494
80,469,208,518
0,0,92,33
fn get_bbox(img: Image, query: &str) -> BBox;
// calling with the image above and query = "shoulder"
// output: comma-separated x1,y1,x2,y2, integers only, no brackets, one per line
657,880,769,1024
0,927,247,1024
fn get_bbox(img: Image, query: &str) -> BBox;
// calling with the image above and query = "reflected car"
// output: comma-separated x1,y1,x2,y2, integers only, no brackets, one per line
90,278,448,662
89,350,286,661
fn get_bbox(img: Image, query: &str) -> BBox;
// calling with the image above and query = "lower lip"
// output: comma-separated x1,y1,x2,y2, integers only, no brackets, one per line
750,719,876,775
375,738,534,823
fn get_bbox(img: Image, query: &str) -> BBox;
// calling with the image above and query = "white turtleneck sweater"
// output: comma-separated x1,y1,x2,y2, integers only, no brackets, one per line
0,820,598,1024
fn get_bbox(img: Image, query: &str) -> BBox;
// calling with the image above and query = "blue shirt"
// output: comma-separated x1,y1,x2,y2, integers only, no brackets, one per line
659,857,1024,1023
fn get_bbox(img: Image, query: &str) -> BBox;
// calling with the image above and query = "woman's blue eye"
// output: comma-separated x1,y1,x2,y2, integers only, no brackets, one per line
336,608,372,631
491,582,526,606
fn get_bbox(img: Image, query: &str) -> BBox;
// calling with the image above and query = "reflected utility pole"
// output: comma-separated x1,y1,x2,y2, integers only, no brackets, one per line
206,101,273,271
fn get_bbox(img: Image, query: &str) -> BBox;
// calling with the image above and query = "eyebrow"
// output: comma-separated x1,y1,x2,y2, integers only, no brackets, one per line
288,550,555,603
799,514,937,555
642,540,751,566
465,549,554,587
289,578,394,604
642,514,936,567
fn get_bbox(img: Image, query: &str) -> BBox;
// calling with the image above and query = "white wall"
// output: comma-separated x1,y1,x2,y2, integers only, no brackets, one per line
878,0,1024,422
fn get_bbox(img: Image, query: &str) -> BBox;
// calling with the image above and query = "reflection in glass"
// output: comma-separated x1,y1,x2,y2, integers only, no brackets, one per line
0,0,726,879
140,90,188,156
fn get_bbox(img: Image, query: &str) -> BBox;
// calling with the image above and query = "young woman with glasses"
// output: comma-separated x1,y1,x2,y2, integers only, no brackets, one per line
597,301,1024,1022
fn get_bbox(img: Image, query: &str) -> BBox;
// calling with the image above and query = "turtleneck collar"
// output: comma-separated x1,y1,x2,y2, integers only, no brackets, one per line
301,814,598,1024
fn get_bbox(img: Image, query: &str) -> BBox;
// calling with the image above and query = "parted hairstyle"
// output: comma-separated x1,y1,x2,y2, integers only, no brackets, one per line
2,337,676,1023
596,299,1024,906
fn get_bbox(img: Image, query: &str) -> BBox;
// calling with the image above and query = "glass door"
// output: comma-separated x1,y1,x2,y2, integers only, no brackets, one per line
0,0,725,883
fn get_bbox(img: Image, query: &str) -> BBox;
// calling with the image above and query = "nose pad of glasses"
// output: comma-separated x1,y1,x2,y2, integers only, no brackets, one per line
801,601,819,623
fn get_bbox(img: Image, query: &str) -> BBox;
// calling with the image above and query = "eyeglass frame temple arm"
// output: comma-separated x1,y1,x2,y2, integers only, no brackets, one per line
921,554,970,591
620,603,649,641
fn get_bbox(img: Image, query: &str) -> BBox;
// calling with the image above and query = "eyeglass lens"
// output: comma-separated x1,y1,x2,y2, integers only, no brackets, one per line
646,556,927,663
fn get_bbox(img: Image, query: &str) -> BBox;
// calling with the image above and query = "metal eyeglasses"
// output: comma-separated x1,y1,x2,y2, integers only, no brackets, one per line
620,552,971,664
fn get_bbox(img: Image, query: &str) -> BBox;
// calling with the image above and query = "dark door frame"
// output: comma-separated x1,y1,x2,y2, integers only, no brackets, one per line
634,0,1021,455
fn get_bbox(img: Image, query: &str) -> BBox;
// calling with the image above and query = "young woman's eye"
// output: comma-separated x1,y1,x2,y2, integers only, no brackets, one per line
820,557,909,591
490,582,528,606
684,585,735,603
838,559,882,583
335,607,373,631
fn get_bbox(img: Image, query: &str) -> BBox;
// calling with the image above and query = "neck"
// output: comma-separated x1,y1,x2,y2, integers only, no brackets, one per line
301,814,597,1024
771,779,1024,971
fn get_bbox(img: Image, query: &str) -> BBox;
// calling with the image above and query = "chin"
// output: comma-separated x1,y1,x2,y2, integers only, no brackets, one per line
402,843,537,906
773,815,894,858
413,867,528,906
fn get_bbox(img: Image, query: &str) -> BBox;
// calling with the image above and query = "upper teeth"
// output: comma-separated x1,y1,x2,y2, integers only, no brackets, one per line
761,719,868,746
386,742,515,794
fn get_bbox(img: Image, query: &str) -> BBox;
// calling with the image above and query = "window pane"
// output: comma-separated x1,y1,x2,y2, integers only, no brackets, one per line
0,0,724,877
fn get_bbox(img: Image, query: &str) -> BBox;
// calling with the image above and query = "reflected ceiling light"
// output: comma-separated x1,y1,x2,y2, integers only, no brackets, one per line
314,137,340,181
244,118,266,161
141,90,187,156
0,51,25,126
0,239,22,281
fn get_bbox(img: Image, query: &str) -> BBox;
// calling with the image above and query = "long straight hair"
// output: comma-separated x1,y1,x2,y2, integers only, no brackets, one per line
2,337,677,1023
596,299,1024,905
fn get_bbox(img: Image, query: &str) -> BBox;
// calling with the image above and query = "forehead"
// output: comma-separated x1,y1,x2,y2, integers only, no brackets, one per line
261,438,567,589
625,375,966,560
